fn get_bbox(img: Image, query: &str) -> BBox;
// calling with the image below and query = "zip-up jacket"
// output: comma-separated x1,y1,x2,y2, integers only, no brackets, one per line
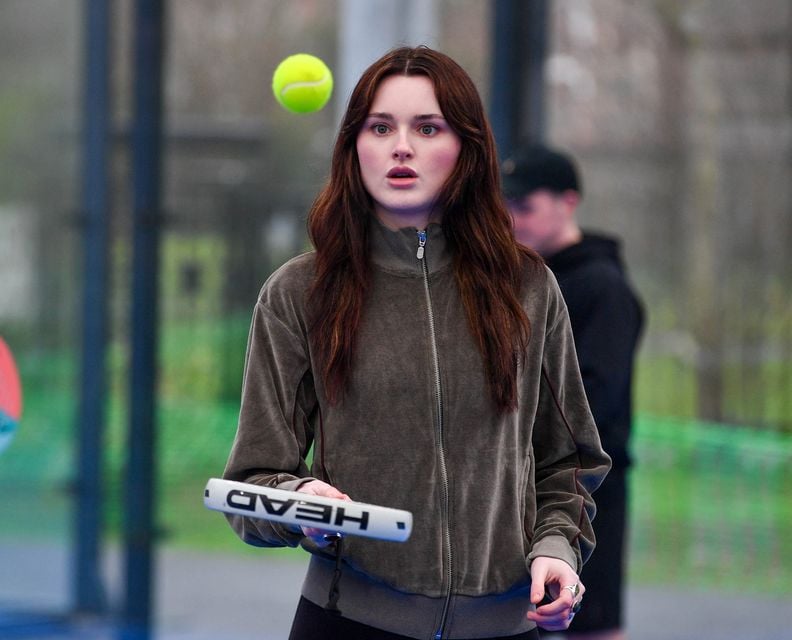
223,220,611,639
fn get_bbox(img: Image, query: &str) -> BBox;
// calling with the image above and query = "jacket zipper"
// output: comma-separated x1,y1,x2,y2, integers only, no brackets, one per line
417,230,453,640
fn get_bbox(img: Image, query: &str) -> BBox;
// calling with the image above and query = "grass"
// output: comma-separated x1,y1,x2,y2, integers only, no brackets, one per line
628,416,792,593
635,352,792,430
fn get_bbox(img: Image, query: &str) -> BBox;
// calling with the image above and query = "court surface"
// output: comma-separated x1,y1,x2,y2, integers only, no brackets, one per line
1,542,789,639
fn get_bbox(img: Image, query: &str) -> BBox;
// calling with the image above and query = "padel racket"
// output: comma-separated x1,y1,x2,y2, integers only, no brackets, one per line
204,477,413,542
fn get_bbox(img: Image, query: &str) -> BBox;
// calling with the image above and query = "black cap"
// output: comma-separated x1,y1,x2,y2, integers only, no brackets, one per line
501,144,582,199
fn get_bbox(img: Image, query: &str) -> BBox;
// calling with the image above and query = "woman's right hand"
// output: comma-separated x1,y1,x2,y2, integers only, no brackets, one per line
296,480,351,546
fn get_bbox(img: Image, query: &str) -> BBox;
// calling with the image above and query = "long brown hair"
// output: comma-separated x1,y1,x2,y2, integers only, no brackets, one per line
307,46,543,413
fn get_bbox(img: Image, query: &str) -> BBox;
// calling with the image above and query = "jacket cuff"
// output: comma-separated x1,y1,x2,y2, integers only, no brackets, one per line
527,534,579,573
277,477,316,492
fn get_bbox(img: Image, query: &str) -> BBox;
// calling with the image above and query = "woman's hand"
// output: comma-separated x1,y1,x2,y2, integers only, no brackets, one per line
526,556,585,631
296,480,351,547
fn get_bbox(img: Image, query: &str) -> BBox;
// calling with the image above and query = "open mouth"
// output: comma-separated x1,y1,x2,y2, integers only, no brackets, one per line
387,166,418,179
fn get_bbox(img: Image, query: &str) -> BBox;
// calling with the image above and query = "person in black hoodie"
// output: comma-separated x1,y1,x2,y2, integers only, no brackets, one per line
502,145,644,640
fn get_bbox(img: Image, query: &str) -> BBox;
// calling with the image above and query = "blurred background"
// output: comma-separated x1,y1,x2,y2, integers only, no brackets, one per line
0,0,790,638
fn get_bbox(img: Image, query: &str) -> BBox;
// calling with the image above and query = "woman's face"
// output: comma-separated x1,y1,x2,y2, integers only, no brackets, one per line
356,74,462,230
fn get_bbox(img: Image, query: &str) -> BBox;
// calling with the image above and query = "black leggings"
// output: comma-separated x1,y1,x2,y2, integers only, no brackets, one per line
288,596,540,640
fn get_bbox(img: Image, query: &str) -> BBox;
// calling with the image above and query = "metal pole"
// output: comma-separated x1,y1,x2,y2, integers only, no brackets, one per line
121,0,164,637
489,0,549,160
75,0,111,616
490,0,523,161
522,0,549,143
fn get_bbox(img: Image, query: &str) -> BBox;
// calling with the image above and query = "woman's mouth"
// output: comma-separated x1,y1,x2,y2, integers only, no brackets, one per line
387,166,418,187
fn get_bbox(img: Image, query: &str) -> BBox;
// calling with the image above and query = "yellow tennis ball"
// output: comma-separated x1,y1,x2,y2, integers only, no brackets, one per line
272,53,334,114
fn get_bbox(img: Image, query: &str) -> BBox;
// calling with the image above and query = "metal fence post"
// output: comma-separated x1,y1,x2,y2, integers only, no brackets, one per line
122,0,165,638
75,0,112,616
489,0,549,160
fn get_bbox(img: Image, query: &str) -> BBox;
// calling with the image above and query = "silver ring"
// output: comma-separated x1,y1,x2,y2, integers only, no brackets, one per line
563,583,580,598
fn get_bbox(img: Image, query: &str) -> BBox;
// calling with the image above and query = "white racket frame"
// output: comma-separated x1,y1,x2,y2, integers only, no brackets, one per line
204,477,413,542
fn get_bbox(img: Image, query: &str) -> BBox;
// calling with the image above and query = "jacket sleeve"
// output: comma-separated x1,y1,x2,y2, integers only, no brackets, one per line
221,291,318,548
528,278,612,572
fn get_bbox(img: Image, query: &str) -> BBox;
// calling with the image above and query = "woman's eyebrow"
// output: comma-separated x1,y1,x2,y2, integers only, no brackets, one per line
366,112,446,121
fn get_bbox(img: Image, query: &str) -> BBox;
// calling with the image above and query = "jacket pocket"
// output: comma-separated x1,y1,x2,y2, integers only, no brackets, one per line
521,446,536,549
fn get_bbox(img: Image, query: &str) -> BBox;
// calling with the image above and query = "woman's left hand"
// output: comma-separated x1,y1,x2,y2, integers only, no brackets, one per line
526,556,585,631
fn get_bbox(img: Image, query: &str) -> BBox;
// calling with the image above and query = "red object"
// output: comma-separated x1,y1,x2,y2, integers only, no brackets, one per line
0,337,22,420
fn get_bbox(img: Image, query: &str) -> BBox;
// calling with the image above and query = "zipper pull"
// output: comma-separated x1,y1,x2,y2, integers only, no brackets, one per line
417,229,427,260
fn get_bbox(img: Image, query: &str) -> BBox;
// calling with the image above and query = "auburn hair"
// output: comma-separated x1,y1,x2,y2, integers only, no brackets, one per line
307,46,543,413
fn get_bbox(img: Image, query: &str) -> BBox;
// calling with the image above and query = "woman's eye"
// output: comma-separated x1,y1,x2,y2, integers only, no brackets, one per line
419,124,438,135
373,124,390,135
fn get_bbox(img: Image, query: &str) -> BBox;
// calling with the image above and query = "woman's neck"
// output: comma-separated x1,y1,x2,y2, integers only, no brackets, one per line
373,208,441,231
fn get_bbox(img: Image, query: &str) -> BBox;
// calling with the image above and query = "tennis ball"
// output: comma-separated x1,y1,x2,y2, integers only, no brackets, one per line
272,53,334,114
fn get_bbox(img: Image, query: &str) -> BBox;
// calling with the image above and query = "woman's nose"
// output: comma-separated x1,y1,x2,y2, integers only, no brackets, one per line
392,131,413,160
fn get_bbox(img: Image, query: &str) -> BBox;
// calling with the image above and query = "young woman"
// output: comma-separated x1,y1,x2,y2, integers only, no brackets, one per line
222,46,611,640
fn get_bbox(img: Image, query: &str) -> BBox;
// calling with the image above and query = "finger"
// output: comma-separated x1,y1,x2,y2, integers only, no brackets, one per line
297,480,350,500
529,568,549,604
527,590,579,630
559,584,579,605
527,598,578,628
531,595,570,617
526,609,574,631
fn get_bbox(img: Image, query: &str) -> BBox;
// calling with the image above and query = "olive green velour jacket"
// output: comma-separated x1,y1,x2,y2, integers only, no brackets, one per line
222,219,611,639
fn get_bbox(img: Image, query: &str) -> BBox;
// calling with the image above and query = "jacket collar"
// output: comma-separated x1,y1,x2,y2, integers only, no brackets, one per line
369,216,452,276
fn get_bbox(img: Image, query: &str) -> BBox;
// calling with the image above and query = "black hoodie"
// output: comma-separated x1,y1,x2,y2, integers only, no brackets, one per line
545,233,644,468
